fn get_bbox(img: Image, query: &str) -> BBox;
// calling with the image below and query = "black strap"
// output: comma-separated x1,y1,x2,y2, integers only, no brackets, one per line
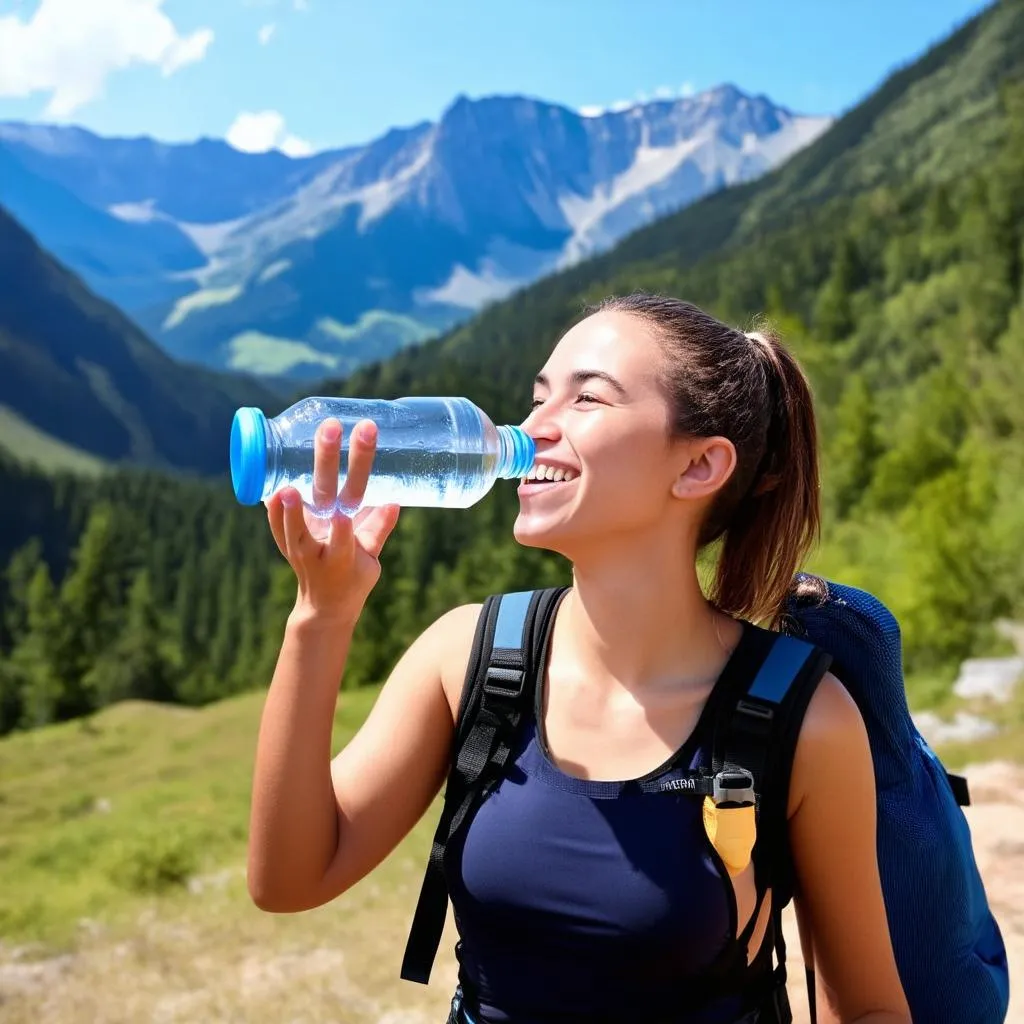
947,771,970,806
400,587,566,984
703,626,832,1017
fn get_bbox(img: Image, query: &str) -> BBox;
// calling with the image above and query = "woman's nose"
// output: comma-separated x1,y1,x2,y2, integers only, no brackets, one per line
521,403,561,441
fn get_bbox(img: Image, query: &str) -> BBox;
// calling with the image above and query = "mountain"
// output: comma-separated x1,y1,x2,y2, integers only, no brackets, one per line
340,0,1024,410
0,87,831,379
0,205,277,475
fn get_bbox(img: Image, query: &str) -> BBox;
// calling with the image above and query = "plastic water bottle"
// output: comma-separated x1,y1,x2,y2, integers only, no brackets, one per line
230,396,535,516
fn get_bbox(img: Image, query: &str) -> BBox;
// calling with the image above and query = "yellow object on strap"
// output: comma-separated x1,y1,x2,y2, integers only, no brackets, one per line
703,796,757,877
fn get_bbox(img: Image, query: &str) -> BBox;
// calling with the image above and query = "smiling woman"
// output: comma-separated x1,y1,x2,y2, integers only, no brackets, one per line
245,292,913,1024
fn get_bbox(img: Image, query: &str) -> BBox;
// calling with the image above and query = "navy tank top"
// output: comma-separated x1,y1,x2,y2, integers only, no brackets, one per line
445,618,760,1024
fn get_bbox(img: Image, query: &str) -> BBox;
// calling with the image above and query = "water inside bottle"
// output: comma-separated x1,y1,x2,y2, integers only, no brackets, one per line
278,441,503,516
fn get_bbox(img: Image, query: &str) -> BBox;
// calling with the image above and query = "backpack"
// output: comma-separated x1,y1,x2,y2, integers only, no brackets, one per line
401,574,1010,1024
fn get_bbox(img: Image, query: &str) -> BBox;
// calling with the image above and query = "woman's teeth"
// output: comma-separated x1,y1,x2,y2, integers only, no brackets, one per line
521,463,578,484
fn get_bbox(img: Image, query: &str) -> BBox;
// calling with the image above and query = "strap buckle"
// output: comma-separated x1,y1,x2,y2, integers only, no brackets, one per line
736,697,775,723
734,697,776,748
483,664,526,702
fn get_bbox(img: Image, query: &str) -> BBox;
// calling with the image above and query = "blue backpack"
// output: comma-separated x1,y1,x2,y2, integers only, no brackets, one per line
402,574,1010,1023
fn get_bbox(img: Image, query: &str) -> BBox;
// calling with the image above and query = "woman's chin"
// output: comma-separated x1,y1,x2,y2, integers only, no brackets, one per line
513,512,565,550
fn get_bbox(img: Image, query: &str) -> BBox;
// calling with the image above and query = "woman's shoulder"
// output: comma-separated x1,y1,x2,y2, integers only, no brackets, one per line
409,601,486,720
787,670,872,817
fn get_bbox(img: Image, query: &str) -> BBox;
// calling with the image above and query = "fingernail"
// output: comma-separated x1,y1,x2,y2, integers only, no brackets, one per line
322,421,340,443
358,422,377,443
281,489,297,507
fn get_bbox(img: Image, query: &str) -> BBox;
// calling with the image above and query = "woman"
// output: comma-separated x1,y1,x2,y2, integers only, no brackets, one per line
246,294,912,1024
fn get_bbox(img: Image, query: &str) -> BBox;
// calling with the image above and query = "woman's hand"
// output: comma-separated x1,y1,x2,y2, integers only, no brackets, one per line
264,417,400,624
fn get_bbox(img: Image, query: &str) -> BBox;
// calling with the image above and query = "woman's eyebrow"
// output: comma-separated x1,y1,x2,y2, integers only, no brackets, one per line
533,369,628,398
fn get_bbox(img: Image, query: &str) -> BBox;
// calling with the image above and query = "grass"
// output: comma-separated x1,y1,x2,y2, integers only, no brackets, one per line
226,331,340,375
0,405,108,476
314,310,435,349
0,686,440,946
0,685,458,1022
162,286,244,331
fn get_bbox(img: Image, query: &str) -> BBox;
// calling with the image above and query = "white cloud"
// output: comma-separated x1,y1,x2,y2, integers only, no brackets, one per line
293,0,309,10
0,0,213,117
580,83,704,119
226,109,313,157
280,133,313,157
258,22,276,45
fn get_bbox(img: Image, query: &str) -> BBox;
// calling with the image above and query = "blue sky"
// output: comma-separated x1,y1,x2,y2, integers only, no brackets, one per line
0,0,995,153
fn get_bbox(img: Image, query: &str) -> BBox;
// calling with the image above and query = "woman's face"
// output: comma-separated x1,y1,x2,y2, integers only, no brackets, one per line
513,310,703,559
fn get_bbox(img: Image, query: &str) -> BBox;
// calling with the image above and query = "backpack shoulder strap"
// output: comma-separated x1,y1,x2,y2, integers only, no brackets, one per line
400,586,567,984
713,628,833,801
711,625,833,1023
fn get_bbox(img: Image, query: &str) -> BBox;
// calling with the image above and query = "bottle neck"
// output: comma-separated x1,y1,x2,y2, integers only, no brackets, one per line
264,419,284,494
496,425,535,479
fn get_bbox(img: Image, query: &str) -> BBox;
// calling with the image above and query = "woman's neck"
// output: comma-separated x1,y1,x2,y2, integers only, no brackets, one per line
561,531,742,695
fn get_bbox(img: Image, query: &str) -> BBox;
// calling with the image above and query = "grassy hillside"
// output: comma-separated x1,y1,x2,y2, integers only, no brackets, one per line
0,206,278,475
0,406,107,476
0,688,376,945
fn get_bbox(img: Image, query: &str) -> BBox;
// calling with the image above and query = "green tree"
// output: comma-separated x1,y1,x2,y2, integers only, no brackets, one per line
85,570,178,705
814,236,866,342
57,503,125,717
894,448,1004,672
9,564,64,729
827,374,883,519
2,538,44,650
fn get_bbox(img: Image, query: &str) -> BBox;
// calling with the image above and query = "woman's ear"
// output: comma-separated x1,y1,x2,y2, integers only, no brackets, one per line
671,436,737,500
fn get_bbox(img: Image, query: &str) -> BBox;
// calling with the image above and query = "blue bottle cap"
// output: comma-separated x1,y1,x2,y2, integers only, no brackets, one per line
230,407,268,505
498,424,536,479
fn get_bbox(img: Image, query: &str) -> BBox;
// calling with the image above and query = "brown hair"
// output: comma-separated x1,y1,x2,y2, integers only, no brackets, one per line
589,293,821,627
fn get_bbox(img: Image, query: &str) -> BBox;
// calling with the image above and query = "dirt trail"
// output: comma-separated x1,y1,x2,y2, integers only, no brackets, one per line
1,761,1021,1023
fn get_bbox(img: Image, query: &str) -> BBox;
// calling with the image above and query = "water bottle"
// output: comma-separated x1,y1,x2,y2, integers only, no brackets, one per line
229,395,535,515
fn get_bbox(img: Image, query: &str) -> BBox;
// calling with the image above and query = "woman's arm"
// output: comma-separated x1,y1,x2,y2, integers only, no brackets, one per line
247,599,479,913
786,673,911,1024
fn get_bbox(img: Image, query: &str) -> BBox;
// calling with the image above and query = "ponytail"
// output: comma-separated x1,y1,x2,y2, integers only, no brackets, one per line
711,328,821,626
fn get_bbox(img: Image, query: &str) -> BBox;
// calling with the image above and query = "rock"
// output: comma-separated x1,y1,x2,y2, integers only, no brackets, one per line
953,656,1024,704
913,710,998,746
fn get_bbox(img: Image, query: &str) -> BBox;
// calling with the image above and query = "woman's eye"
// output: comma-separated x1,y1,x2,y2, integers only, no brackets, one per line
576,392,600,405
530,397,544,409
